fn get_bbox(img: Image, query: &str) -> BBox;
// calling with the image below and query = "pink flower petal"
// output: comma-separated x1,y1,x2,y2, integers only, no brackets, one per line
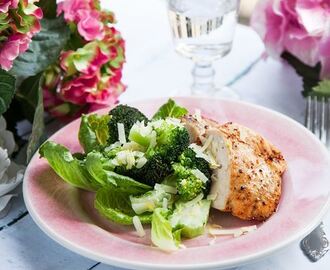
85,46,109,74
296,0,330,36
284,35,320,66
0,34,31,70
0,0,18,12
57,0,90,22
251,0,330,72
0,1,11,12
77,10,104,41
60,73,99,105
320,28,330,79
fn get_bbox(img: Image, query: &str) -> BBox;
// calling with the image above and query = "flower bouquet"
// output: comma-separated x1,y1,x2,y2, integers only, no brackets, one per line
0,0,125,207
251,0,330,97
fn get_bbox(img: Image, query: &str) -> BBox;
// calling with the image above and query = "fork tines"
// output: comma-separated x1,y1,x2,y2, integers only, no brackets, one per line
305,96,330,148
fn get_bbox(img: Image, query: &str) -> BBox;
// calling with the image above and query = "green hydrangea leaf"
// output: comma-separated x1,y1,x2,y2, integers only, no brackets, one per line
0,69,16,115
281,52,321,97
10,15,70,81
22,73,45,162
36,0,57,19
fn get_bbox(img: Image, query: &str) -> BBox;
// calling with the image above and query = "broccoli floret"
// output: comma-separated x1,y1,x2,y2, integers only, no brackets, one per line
108,105,148,144
150,123,189,163
137,124,189,184
140,154,173,185
109,118,189,186
173,149,212,201
173,164,206,201
115,153,172,186
179,148,212,179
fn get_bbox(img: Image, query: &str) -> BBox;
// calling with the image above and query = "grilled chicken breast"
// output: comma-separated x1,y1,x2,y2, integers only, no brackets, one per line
182,115,287,221
181,115,218,144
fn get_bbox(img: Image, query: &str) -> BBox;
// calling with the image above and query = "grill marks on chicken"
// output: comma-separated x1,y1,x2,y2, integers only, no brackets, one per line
182,116,287,221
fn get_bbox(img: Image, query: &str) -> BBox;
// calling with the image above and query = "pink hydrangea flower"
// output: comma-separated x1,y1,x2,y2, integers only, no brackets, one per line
60,73,100,105
86,80,125,113
60,42,109,75
251,0,330,79
77,9,104,41
0,0,43,70
57,0,91,21
0,0,18,12
43,0,126,119
0,34,31,70
86,72,125,106
43,88,62,109
57,0,104,41
60,71,125,107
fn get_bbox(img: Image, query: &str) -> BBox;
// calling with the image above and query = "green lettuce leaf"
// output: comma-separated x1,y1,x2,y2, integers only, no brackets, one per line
130,187,173,215
151,208,181,252
39,141,99,191
95,186,152,225
85,151,152,195
169,199,211,238
78,114,111,153
152,99,188,120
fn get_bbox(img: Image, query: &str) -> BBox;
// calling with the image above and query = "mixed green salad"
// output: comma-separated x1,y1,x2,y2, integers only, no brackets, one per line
39,99,214,252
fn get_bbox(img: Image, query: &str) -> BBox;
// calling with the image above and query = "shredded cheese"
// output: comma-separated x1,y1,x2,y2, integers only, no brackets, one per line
201,135,213,152
206,194,217,201
189,143,209,160
178,244,187,249
185,193,204,208
191,169,208,183
117,123,126,144
136,156,147,168
208,235,217,246
162,198,168,209
149,130,157,148
166,117,183,127
104,142,121,152
208,225,257,238
155,184,177,194
122,142,144,151
133,216,145,237
126,151,135,169
188,143,220,168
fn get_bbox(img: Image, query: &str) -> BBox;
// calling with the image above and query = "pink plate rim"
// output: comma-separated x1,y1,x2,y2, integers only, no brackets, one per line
23,96,330,270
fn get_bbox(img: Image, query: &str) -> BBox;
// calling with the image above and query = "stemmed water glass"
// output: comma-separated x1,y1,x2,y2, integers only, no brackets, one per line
167,0,240,97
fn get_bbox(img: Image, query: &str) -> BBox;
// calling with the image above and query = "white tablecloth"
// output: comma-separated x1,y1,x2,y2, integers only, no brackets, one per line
1,0,329,269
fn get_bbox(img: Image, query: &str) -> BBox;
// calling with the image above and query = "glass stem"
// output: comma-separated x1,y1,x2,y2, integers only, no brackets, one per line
191,61,215,95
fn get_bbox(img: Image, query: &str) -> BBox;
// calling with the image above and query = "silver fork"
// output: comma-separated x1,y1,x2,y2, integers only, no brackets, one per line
300,96,330,262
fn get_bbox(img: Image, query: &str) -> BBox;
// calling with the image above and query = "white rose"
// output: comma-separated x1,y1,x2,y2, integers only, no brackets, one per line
0,117,25,197
0,116,16,156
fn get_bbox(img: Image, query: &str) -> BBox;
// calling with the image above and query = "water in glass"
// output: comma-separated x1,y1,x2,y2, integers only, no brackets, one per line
168,0,239,62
